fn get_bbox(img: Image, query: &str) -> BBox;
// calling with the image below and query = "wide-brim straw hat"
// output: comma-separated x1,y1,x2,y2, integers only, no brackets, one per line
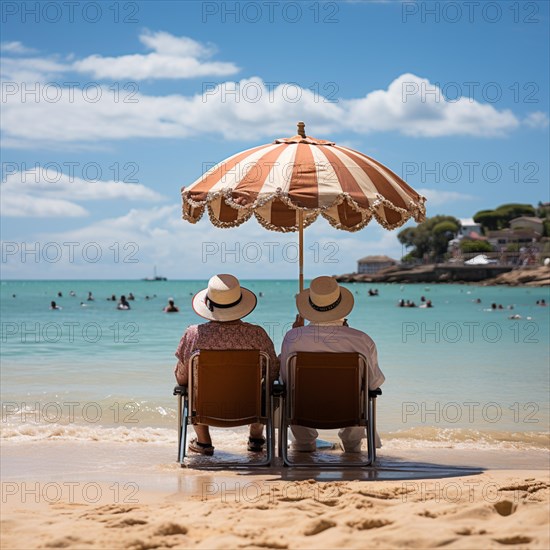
192,274,257,322
296,276,354,322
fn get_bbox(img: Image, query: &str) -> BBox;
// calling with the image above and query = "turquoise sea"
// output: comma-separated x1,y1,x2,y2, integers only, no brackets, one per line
1,280,549,449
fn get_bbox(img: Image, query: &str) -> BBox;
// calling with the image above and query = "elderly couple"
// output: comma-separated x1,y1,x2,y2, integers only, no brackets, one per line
174,274,385,456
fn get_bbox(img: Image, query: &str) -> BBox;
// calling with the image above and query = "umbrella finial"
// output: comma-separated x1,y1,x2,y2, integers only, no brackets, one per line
297,121,306,138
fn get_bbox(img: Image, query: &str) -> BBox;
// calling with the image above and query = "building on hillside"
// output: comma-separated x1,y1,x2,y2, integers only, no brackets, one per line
509,216,544,233
357,255,397,274
447,219,488,256
486,228,540,248
459,218,483,237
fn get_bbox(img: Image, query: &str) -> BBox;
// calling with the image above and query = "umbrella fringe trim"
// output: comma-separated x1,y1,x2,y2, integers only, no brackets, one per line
207,202,253,229
181,205,204,224
181,189,426,231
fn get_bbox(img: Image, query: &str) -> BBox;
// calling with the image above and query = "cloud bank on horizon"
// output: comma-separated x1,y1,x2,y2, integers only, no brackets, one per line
1,167,164,217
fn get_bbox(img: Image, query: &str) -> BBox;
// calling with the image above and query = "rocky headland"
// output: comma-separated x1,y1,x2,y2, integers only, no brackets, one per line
335,264,549,286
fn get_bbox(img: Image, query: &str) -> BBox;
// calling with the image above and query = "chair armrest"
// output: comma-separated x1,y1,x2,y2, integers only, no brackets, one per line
272,380,286,397
369,388,382,398
173,385,188,396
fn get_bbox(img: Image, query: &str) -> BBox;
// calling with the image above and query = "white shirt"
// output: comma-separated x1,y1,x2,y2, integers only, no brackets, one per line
280,321,385,390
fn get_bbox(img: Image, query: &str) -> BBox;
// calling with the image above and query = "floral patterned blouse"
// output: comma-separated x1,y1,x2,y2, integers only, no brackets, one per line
174,320,280,386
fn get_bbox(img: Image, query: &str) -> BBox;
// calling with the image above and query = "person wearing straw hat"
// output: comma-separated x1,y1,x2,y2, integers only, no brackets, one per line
280,276,385,453
174,274,279,456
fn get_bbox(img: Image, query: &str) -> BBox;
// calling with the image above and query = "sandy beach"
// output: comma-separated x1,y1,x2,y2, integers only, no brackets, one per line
1,439,549,550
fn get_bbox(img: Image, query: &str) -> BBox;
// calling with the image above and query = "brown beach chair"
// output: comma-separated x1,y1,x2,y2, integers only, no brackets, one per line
279,352,382,467
173,350,274,467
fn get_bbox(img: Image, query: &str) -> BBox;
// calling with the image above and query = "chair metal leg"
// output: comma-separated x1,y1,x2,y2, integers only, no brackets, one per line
281,401,290,467
276,397,283,459
371,397,377,464
266,417,273,465
176,395,182,462
178,396,188,465
366,400,374,466
267,397,276,464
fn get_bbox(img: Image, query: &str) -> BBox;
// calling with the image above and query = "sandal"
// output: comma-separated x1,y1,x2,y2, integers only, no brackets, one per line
188,437,214,456
247,436,266,453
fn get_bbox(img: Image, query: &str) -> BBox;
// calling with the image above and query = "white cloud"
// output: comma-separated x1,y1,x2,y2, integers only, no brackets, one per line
19,205,217,277
139,31,214,58
1,32,238,83
2,207,179,278
2,74,523,149
1,168,164,218
41,206,179,241
524,111,550,129
1,194,89,218
72,31,239,80
1,56,69,83
417,188,476,206
1,41,37,54
345,74,520,137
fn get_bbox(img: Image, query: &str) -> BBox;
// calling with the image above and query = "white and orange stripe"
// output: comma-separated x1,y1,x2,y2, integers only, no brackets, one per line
182,126,426,233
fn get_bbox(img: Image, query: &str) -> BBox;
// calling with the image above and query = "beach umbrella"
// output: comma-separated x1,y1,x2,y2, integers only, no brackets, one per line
182,122,426,291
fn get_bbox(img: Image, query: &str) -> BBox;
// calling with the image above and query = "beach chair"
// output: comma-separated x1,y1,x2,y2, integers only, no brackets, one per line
173,349,274,467
279,352,382,467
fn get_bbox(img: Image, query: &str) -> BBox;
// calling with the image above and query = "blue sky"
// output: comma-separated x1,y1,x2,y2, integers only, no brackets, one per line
1,0,549,279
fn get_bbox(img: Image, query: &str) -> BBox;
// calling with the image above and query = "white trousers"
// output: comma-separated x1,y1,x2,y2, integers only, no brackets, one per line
290,425,381,452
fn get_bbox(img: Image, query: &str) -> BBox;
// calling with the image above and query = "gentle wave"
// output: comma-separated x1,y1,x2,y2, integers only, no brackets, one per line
0,423,178,444
2,422,548,451
382,426,550,450
0,399,179,428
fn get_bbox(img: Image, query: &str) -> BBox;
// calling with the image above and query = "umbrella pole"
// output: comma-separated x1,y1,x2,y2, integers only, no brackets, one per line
298,210,304,292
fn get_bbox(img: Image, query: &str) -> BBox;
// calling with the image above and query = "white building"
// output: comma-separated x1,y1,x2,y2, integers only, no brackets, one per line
459,218,483,238
357,255,397,274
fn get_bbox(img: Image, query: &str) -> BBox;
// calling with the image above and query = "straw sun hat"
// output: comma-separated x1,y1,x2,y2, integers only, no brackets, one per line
192,274,257,322
296,276,354,322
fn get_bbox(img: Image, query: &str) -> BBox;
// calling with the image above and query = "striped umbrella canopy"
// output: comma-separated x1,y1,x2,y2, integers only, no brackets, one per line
182,122,426,289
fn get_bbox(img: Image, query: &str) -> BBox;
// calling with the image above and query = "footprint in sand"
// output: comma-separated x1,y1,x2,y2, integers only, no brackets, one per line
106,517,148,528
84,504,138,517
493,500,517,517
49,502,87,510
347,518,392,530
455,527,487,536
80,504,142,524
317,498,340,507
493,536,532,545
303,518,337,536
358,487,407,500
498,481,549,494
417,510,439,519
247,539,288,549
153,522,188,536
43,535,83,548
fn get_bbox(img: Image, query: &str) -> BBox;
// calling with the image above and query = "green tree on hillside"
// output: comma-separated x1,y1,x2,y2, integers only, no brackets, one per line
536,202,550,237
398,216,460,261
459,240,493,253
473,203,536,232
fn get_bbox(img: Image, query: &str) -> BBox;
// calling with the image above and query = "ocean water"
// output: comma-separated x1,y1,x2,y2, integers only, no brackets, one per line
1,279,549,450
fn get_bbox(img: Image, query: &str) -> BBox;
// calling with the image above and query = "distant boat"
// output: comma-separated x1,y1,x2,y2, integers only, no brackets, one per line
143,266,167,281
